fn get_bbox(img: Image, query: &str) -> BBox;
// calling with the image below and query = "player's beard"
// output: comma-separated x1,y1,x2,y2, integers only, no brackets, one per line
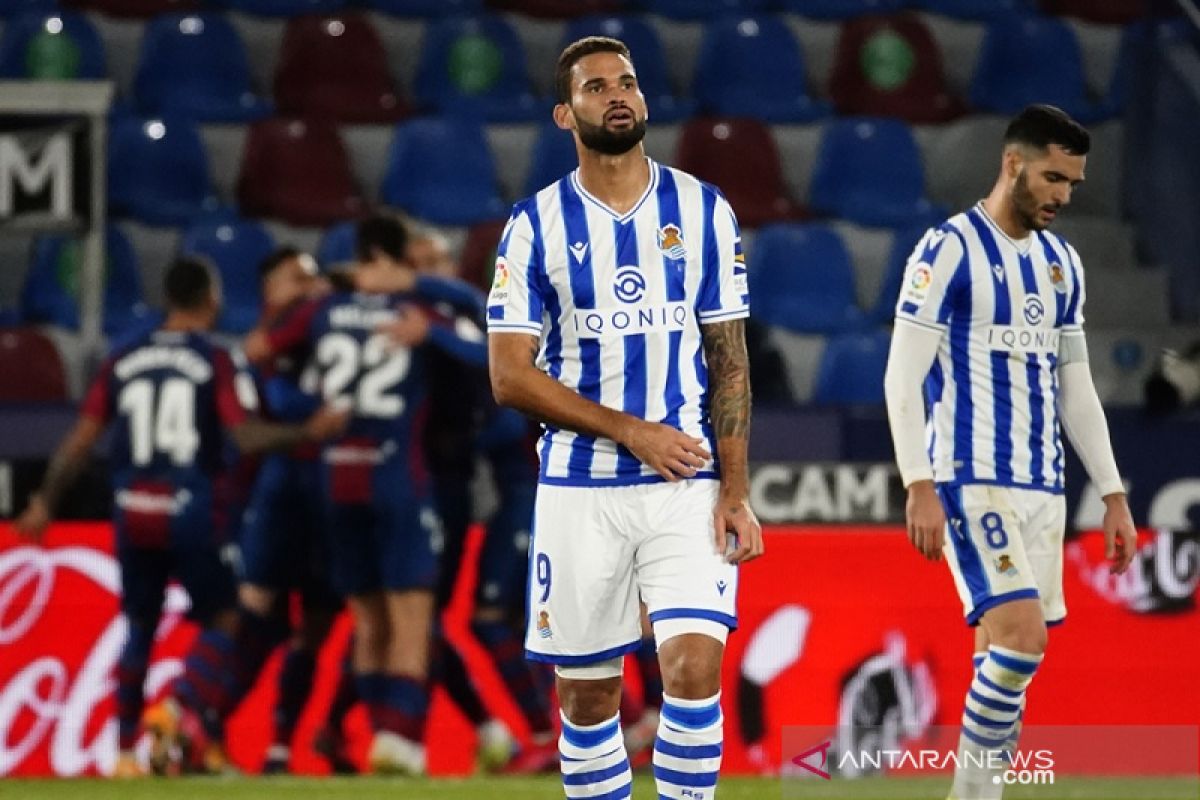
1012,169,1054,232
575,114,647,156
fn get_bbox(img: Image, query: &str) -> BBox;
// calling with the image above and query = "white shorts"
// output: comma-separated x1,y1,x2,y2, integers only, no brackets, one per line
938,484,1067,626
525,479,738,665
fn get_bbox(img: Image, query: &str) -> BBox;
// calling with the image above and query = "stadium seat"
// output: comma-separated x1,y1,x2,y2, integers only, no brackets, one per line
692,15,829,123
0,0,59,18
363,0,481,14
63,0,199,18
562,15,693,122
275,14,407,123
179,217,275,334
969,15,1110,122
237,117,366,227
0,327,68,402
524,121,579,196
458,218,508,291
1039,0,1148,24
747,223,866,334
220,0,345,17
809,117,939,228
829,12,965,124
381,118,506,226
134,14,269,122
910,0,1034,20
643,0,772,19
811,329,891,405
674,117,804,228
0,11,105,79
109,116,218,226
487,0,626,18
316,220,357,269
21,225,150,337
780,0,903,18
414,14,543,122
869,224,928,323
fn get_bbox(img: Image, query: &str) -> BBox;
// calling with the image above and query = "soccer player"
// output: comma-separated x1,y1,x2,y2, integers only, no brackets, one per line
487,37,764,800
244,220,487,776
883,105,1137,799
15,257,347,777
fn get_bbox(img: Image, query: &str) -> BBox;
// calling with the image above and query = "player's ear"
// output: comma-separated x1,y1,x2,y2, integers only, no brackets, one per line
553,102,574,132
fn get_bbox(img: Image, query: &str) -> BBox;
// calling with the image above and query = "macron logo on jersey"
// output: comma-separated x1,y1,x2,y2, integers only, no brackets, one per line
570,241,588,263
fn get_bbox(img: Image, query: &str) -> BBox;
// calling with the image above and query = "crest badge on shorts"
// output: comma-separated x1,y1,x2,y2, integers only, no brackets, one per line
658,224,687,261
537,610,553,639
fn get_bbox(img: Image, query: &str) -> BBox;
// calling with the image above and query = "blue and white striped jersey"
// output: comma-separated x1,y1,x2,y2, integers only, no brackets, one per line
486,159,749,487
894,202,1086,494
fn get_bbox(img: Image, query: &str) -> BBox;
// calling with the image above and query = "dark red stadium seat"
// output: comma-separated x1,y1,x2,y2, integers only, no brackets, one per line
0,328,67,402
63,0,198,18
1040,0,1148,24
459,219,508,291
237,117,366,227
274,14,407,123
829,12,965,124
673,117,805,228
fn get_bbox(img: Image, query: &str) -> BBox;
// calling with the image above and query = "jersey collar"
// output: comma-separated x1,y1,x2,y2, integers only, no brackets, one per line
569,158,660,224
973,201,1033,255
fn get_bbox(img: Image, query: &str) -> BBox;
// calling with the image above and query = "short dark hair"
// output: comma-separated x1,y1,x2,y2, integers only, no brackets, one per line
355,214,408,263
258,246,302,282
555,36,632,104
164,257,215,311
1004,104,1090,156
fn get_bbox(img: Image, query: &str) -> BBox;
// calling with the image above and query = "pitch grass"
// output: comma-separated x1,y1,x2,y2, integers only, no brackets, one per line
4,776,1197,800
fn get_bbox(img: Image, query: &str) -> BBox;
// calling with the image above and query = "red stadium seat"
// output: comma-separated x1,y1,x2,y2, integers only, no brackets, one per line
673,117,805,229
0,328,68,402
459,218,508,291
274,14,408,123
1040,0,1148,24
237,117,365,226
829,12,965,125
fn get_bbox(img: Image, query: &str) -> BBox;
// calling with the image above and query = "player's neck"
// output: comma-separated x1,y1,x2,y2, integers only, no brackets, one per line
575,148,651,216
981,190,1032,242
162,311,210,333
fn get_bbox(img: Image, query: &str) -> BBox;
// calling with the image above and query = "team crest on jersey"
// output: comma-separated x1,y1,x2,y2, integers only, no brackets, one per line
1048,262,1068,294
658,224,687,261
994,555,1018,577
537,610,553,639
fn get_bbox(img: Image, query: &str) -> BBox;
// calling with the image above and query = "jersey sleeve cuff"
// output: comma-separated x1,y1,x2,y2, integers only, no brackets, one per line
698,307,750,324
487,321,544,336
899,464,935,488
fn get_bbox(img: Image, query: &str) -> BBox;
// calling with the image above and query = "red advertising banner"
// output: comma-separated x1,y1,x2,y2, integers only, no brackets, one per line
1,523,1196,777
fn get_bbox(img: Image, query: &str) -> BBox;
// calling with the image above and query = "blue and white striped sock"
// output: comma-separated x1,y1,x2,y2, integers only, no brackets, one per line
559,711,632,800
654,693,724,800
951,646,1042,798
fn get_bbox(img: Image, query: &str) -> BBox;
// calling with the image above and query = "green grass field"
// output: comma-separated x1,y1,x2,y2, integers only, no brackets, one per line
3,776,1197,800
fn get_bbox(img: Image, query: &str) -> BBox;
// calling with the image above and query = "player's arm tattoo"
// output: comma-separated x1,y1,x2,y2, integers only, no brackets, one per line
702,319,751,441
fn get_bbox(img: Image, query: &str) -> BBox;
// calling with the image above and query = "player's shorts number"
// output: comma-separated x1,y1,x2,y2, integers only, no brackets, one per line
535,553,551,603
980,511,1009,549
317,332,411,418
118,377,200,466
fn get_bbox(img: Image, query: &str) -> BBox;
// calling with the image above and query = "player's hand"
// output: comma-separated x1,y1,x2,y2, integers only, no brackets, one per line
379,306,430,348
618,419,711,482
906,480,946,562
714,490,764,564
304,402,352,442
15,494,51,543
1101,493,1137,575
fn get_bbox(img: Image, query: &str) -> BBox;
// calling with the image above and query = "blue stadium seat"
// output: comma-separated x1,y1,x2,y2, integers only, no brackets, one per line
692,15,828,123
561,15,693,123
134,14,269,122
811,329,891,405
20,224,150,337
414,14,543,122
109,115,218,226
969,15,1109,123
524,121,578,196
748,224,866,335
809,117,939,228
382,117,507,226
870,224,928,323
220,0,345,17
910,0,1034,20
364,0,481,14
317,220,357,269
0,11,105,79
179,217,275,334
0,0,59,18
780,0,903,18
643,0,772,19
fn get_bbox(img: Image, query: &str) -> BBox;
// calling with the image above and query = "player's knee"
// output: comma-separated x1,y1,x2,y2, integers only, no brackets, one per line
656,627,726,699
988,619,1048,656
556,670,622,726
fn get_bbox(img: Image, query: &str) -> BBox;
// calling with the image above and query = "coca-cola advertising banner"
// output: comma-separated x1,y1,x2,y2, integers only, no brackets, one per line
1,523,1197,777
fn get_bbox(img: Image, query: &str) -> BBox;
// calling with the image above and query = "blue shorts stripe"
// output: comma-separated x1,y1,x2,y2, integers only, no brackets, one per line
526,639,641,666
647,608,737,631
